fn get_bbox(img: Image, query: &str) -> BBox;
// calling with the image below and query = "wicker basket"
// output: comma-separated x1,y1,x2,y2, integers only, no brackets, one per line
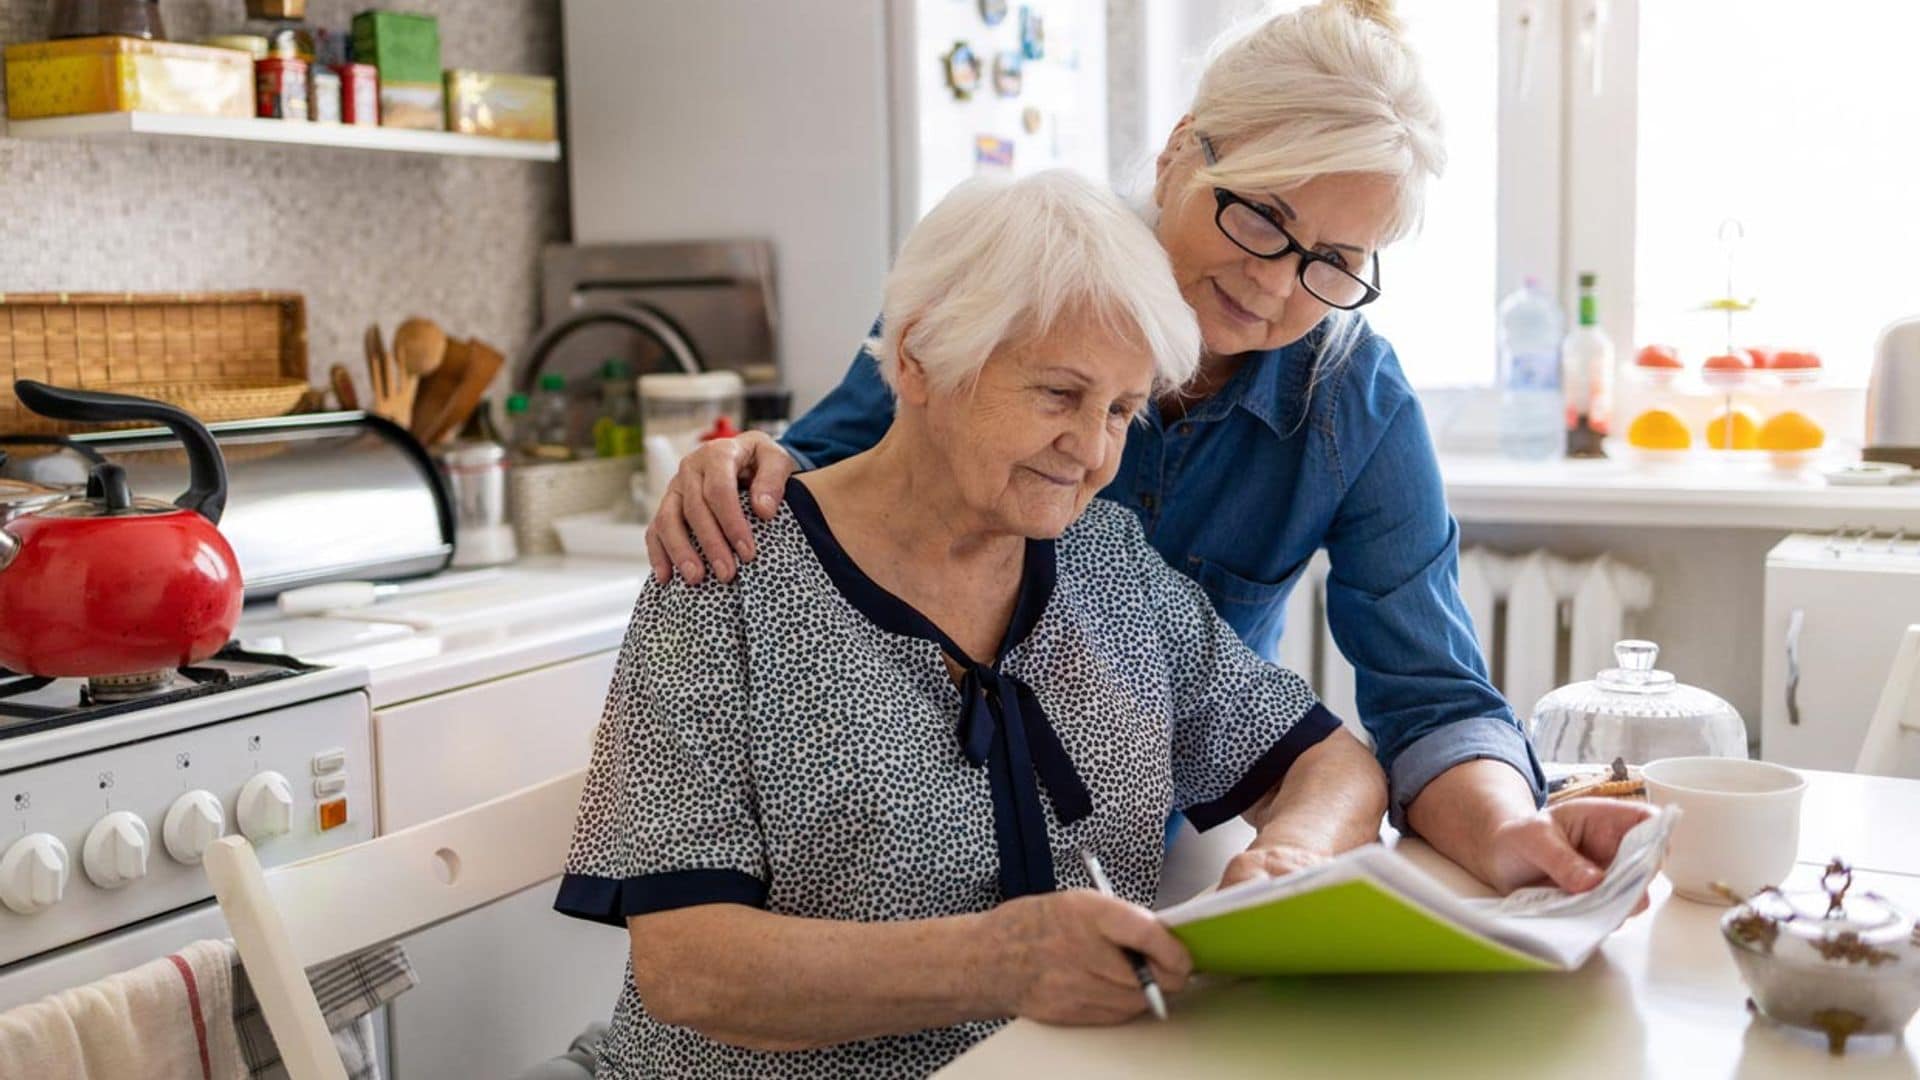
508,454,642,556
0,291,310,435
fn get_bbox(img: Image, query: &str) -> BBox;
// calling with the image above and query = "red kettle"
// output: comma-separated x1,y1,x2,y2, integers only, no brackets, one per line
0,381,242,678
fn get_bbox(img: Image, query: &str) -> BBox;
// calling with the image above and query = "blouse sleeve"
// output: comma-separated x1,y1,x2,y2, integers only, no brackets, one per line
1116,505,1344,831
553,573,766,928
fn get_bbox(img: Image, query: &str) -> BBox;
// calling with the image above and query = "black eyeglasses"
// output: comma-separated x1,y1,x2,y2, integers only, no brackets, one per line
1198,136,1382,311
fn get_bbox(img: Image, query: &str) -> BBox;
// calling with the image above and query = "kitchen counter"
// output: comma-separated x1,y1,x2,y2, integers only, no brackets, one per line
1441,454,1920,530
236,556,647,708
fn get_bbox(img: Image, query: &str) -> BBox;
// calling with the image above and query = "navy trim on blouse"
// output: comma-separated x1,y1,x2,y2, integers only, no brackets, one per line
785,476,1091,900
1183,703,1345,832
554,868,769,928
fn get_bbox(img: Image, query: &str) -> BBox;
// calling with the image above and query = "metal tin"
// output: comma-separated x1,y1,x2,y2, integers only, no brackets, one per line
309,65,341,123
255,57,309,120
337,63,378,125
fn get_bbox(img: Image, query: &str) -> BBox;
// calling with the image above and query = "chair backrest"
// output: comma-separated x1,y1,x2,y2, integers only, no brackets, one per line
205,768,587,1080
1855,625,1920,777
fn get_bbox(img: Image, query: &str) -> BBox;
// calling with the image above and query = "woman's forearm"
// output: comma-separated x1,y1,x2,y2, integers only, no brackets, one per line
1403,758,1539,886
1243,728,1387,853
627,904,1004,1051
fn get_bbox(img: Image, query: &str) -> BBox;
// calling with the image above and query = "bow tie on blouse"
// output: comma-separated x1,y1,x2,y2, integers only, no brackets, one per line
956,665,1093,900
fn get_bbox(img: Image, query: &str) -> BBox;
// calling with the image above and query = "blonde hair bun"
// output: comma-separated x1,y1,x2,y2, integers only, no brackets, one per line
1338,0,1402,36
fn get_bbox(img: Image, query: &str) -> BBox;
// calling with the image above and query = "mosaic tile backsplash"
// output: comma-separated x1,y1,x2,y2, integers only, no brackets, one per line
0,1,567,403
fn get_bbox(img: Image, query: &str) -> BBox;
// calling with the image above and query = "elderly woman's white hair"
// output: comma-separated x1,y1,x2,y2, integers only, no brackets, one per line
867,169,1202,397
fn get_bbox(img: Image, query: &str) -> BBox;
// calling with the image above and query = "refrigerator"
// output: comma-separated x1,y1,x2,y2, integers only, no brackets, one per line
561,0,1109,411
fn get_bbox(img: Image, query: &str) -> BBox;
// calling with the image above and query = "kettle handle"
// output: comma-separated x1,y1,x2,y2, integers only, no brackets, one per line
11,380,228,524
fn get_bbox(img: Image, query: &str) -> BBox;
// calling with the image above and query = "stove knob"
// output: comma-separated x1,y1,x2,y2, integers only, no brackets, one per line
82,811,151,889
237,771,294,843
163,790,227,865
0,833,71,915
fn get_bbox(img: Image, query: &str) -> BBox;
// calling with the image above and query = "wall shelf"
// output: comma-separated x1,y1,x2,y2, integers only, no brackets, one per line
3,111,560,161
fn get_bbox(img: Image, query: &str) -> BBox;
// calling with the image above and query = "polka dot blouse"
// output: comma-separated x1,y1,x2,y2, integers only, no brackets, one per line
555,479,1340,1078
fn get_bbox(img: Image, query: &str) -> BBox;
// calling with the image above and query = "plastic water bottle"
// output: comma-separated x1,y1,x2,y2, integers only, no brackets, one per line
1497,277,1565,460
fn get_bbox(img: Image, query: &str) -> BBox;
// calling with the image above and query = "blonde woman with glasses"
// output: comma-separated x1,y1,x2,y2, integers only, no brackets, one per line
648,0,1652,913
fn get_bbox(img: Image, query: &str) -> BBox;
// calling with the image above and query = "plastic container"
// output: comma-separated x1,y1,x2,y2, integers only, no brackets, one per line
1496,278,1564,461
639,371,744,448
528,372,574,462
1530,640,1748,765
592,359,642,459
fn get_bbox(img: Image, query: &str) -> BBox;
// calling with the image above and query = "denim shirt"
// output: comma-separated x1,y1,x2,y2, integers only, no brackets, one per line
782,318,1546,828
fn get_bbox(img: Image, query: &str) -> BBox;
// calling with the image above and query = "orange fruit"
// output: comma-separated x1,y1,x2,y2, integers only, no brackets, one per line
1757,411,1825,451
1705,407,1760,450
1628,409,1691,450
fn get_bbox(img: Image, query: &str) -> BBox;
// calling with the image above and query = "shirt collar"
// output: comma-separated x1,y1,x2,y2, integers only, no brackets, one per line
1183,329,1320,437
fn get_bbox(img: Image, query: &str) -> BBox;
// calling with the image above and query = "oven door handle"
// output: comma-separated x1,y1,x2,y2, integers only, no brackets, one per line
1785,607,1804,727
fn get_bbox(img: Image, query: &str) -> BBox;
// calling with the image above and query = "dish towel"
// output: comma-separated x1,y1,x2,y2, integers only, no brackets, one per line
0,938,247,1080
231,940,417,1080
0,940,417,1080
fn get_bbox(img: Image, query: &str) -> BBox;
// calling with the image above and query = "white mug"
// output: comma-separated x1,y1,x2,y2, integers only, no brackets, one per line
1642,756,1806,904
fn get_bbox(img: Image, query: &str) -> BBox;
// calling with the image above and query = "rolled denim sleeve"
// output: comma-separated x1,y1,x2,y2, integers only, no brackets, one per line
780,323,896,471
1321,391,1546,831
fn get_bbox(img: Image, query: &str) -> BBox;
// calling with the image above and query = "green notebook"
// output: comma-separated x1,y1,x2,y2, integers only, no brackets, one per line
1158,808,1676,976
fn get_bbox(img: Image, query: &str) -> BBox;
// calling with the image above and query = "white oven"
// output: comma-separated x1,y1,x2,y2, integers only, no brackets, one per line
0,661,377,1013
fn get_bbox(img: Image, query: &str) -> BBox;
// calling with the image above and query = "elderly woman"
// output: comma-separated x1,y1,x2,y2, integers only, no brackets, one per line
556,170,1386,1076
647,0,1654,896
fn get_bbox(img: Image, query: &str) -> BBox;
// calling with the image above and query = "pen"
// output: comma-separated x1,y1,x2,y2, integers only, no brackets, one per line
1077,848,1168,1022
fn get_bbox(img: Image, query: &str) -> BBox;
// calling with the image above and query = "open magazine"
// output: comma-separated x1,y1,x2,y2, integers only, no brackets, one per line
1157,806,1678,974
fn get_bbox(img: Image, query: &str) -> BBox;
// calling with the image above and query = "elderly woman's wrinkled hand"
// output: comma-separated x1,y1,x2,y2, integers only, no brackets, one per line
984,889,1192,1025
1484,797,1658,913
644,431,796,585
1217,840,1334,889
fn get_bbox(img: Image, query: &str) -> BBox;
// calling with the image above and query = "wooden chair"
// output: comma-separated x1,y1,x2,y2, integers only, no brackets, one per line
205,769,588,1080
1855,624,1920,778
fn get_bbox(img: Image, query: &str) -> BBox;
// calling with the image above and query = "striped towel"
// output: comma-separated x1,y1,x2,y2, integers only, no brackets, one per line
231,942,417,1080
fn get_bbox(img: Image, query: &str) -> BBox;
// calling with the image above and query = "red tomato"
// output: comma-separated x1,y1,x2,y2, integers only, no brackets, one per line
1703,353,1751,371
1744,347,1776,369
1771,350,1822,370
1635,344,1683,369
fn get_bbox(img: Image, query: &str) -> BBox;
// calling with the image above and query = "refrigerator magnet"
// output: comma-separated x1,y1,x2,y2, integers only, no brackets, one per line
944,42,982,100
992,51,1024,98
979,0,1009,27
975,134,1015,170
1020,7,1046,60
1022,105,1043,134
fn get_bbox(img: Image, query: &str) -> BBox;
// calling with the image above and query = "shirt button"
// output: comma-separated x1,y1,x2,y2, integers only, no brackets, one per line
1178,422,1195,436
1139,493,1157,511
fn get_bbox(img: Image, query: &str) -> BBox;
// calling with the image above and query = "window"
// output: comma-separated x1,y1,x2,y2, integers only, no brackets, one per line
1632,0,1920,385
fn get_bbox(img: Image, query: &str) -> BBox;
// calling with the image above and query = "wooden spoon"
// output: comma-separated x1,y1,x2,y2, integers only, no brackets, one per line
422,338,505,446
364,323,404,423
329,364,360,411
410,338,471,442
394,318,447,388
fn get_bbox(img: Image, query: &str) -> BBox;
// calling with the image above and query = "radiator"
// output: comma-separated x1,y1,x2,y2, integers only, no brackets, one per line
1279,548,1652,738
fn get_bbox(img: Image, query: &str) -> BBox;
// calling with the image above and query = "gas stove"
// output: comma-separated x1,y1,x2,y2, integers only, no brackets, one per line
0,645,374,978
0,646,322,743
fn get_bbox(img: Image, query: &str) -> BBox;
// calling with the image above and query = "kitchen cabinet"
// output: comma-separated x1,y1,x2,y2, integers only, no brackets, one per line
375,648,625,1078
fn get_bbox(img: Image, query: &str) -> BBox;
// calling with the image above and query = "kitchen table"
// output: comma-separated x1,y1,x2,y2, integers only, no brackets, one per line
941,768,1920,1079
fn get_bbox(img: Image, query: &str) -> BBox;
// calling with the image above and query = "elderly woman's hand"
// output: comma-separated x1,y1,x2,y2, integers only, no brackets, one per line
644,432,796,585
1218,840,1334,888
985,890,1192,1025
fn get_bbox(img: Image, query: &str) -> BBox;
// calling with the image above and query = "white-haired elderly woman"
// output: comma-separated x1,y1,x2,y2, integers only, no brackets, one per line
555,170,1385,1076
648,0,1654,899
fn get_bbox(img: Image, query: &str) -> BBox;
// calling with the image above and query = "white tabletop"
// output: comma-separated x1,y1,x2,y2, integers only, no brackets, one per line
941,769,1920,1079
